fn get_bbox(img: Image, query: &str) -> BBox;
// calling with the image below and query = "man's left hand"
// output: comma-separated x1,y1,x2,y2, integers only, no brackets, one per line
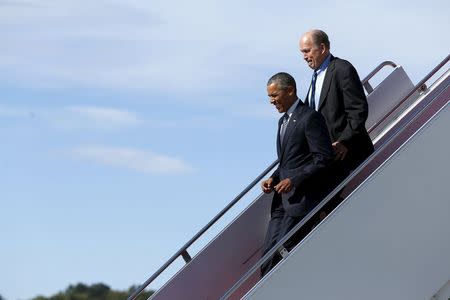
274,178,292,194
332,141,348,161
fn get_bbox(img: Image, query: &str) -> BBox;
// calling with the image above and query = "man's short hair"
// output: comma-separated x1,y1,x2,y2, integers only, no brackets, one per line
310,29,330,49
267,72,297,92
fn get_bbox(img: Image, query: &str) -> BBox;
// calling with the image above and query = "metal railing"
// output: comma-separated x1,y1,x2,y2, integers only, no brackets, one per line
127,160,279,300
220,54,450,300
367,54,449,134
361,61,397,94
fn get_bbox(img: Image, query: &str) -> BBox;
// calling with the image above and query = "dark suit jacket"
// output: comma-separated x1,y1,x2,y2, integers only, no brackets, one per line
306,55,374,169
271,101,334,217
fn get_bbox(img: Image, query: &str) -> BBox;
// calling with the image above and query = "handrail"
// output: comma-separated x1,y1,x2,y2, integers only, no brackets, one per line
361,61,397,94
368,54,450,134
127,160,279,300
220,61,450,300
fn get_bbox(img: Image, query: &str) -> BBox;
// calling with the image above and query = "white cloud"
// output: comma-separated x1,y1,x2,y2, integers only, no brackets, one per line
66,106,142,127
0,0,448,93
72,145,193,174
0,1,297,92
0,104,144,129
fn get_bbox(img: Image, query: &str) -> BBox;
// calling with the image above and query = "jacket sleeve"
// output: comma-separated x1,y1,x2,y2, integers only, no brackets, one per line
290,112,334,189
337,63,369,145
271,167,280,183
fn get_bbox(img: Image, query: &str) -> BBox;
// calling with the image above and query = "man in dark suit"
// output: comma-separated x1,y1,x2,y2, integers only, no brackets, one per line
260,72,334,275
299,29,374,216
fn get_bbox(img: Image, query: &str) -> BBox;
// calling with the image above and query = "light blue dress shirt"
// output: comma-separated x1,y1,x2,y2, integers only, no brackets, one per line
307,54,332,110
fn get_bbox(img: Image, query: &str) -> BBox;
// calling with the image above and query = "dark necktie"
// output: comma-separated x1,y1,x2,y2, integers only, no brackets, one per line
309,70,318,110
280,113,289,143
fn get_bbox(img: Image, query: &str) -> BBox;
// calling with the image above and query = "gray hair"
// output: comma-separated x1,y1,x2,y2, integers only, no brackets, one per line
267,72,297,92
310,29,330,49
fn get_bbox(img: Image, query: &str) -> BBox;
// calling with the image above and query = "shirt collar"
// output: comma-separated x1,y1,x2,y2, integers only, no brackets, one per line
316,53,332,74
286,97,300,117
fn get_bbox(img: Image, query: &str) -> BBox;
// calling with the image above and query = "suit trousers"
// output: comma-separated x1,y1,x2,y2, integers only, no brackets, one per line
260,198,313,276
319,155,368,216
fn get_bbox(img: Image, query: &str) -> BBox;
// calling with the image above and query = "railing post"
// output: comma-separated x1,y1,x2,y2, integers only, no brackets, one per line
180,250,192,263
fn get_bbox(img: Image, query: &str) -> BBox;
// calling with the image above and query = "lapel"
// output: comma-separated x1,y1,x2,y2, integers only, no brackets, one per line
304,85,311,106
276,115,283,158
318,55,335,111
279,102,303,162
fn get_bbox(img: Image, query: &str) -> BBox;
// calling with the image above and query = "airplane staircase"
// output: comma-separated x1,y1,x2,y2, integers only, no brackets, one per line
127,54,450,300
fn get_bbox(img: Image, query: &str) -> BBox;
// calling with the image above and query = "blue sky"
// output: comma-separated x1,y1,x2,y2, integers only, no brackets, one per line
1,1,449,299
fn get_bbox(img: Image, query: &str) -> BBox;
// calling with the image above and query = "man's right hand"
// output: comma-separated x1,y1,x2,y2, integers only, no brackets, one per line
261,178,274,194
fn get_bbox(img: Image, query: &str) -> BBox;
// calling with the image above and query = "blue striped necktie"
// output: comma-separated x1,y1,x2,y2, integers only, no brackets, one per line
280,113,289,143
310,70,318,110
